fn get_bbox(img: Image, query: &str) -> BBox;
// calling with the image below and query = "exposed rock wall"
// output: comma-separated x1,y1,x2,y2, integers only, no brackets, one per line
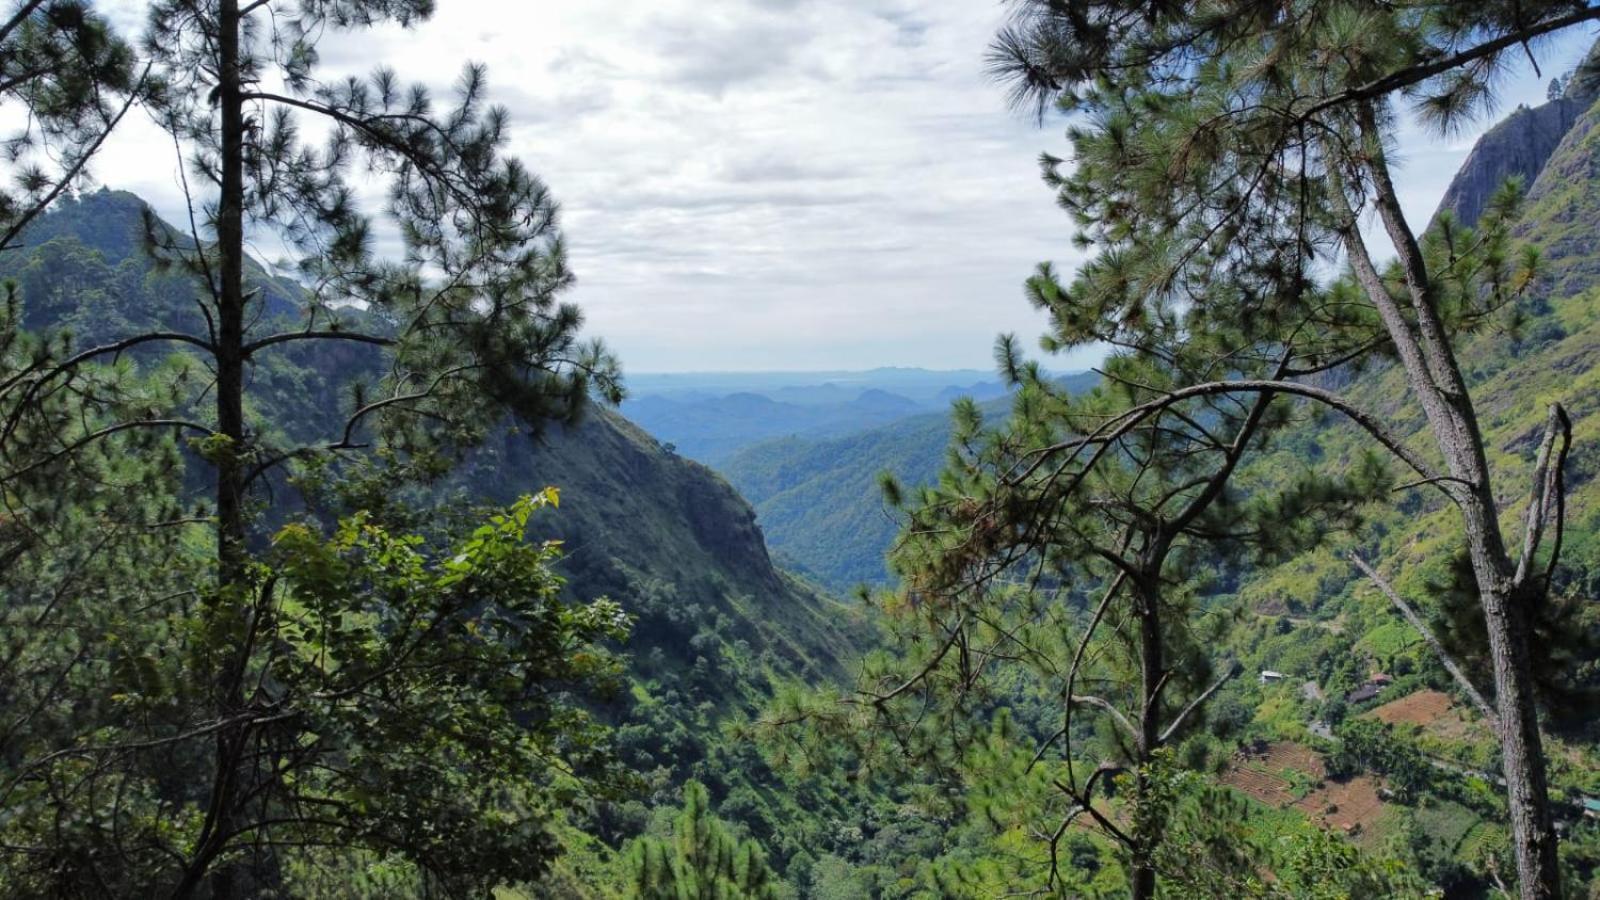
1432,41,1600,229
1432,96,1590,228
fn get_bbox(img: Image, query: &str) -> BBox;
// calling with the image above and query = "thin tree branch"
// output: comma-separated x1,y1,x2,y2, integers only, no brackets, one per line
0,63,152,253
1068,694,1137,741
241,329,395,356
1302,8,1600,120
1349,552,1499,729
1158,660,1239,746
1515,404,1572,587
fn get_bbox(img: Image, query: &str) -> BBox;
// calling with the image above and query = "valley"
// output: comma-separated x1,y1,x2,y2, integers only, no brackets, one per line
3,3,1600,899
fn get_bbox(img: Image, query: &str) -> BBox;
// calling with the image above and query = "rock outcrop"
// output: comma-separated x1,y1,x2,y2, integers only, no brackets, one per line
1431,41,1600,229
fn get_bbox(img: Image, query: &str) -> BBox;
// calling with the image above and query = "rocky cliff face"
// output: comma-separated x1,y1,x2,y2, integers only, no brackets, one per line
1432,96,1591,228
1432,43,1600,229
455,409,864,682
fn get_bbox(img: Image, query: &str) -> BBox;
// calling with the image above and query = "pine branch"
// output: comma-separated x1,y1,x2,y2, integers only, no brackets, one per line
1159,661,1239,746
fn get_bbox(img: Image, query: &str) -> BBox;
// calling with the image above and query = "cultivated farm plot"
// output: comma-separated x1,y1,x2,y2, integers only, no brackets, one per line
1294,775,1386,836
1368,689,1452,727
1415,800,1485,855
1222,764,1300,807
1222,742,1326,806
1365,689,1491,743
1221,742,1392,839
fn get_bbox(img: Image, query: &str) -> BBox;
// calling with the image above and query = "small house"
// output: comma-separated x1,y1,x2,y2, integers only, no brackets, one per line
1259,670,1287,684
1346,682,1383,704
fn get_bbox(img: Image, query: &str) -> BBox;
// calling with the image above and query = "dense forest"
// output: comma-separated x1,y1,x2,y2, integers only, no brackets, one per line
3,1,1600,898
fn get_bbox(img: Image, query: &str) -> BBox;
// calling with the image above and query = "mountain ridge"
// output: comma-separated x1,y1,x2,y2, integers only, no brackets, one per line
1432,38,1600,229
2,187,864,687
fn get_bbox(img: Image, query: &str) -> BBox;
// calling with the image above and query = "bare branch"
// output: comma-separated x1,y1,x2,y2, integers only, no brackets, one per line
1350,552,1498,729
1515,404,1573,587
1301,8,1600,121
1068,694,1137,741
1028,378,1441,492
1158,660,1239,746
242,330,395,357
0,63,152,253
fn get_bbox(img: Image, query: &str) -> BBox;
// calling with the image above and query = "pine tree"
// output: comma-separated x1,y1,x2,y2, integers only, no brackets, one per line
986,2,1589,896
763,218,1392,895
0,0,626,894
863,334,1384,896
625,781,780,900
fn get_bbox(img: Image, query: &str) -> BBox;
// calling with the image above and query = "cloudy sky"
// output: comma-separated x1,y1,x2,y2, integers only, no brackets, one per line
87,1,1596,373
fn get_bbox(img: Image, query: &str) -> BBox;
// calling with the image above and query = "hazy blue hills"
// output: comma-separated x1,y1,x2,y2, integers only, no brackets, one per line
620,370,1039,463
624,367,1000,403
622,390,913,463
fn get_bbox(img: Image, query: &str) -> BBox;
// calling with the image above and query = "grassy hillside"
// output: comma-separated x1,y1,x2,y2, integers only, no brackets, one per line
1516,96,1600,300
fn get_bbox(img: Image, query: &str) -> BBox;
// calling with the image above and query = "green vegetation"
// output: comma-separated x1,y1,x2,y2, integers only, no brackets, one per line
3,1,1600,898
623,782,780,899
721,408,956,590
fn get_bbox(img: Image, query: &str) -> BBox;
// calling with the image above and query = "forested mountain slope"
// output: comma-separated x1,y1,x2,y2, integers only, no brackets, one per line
457,411,861,686
722,408,970,591
721,372,1098,590
2,188,889,891
2,188,863,690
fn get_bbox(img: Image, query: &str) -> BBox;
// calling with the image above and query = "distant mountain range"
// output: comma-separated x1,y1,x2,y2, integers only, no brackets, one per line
620,371,1048,464
624,367,1005,404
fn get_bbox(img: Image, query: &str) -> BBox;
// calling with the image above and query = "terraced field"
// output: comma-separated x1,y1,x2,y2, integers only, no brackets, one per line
1221,742,1392,839
1294,775,1386,836
1365,689,1493,743
1222,742,1325,806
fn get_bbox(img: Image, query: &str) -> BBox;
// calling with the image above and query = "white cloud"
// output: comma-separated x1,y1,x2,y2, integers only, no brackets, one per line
78,2,1600,373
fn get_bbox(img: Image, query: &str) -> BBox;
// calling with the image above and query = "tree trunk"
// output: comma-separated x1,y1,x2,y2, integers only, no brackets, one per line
215,0,245,585
183,1,249,895
1130,576,1164,900
1472,557,1561,898
1345,106,1562,900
